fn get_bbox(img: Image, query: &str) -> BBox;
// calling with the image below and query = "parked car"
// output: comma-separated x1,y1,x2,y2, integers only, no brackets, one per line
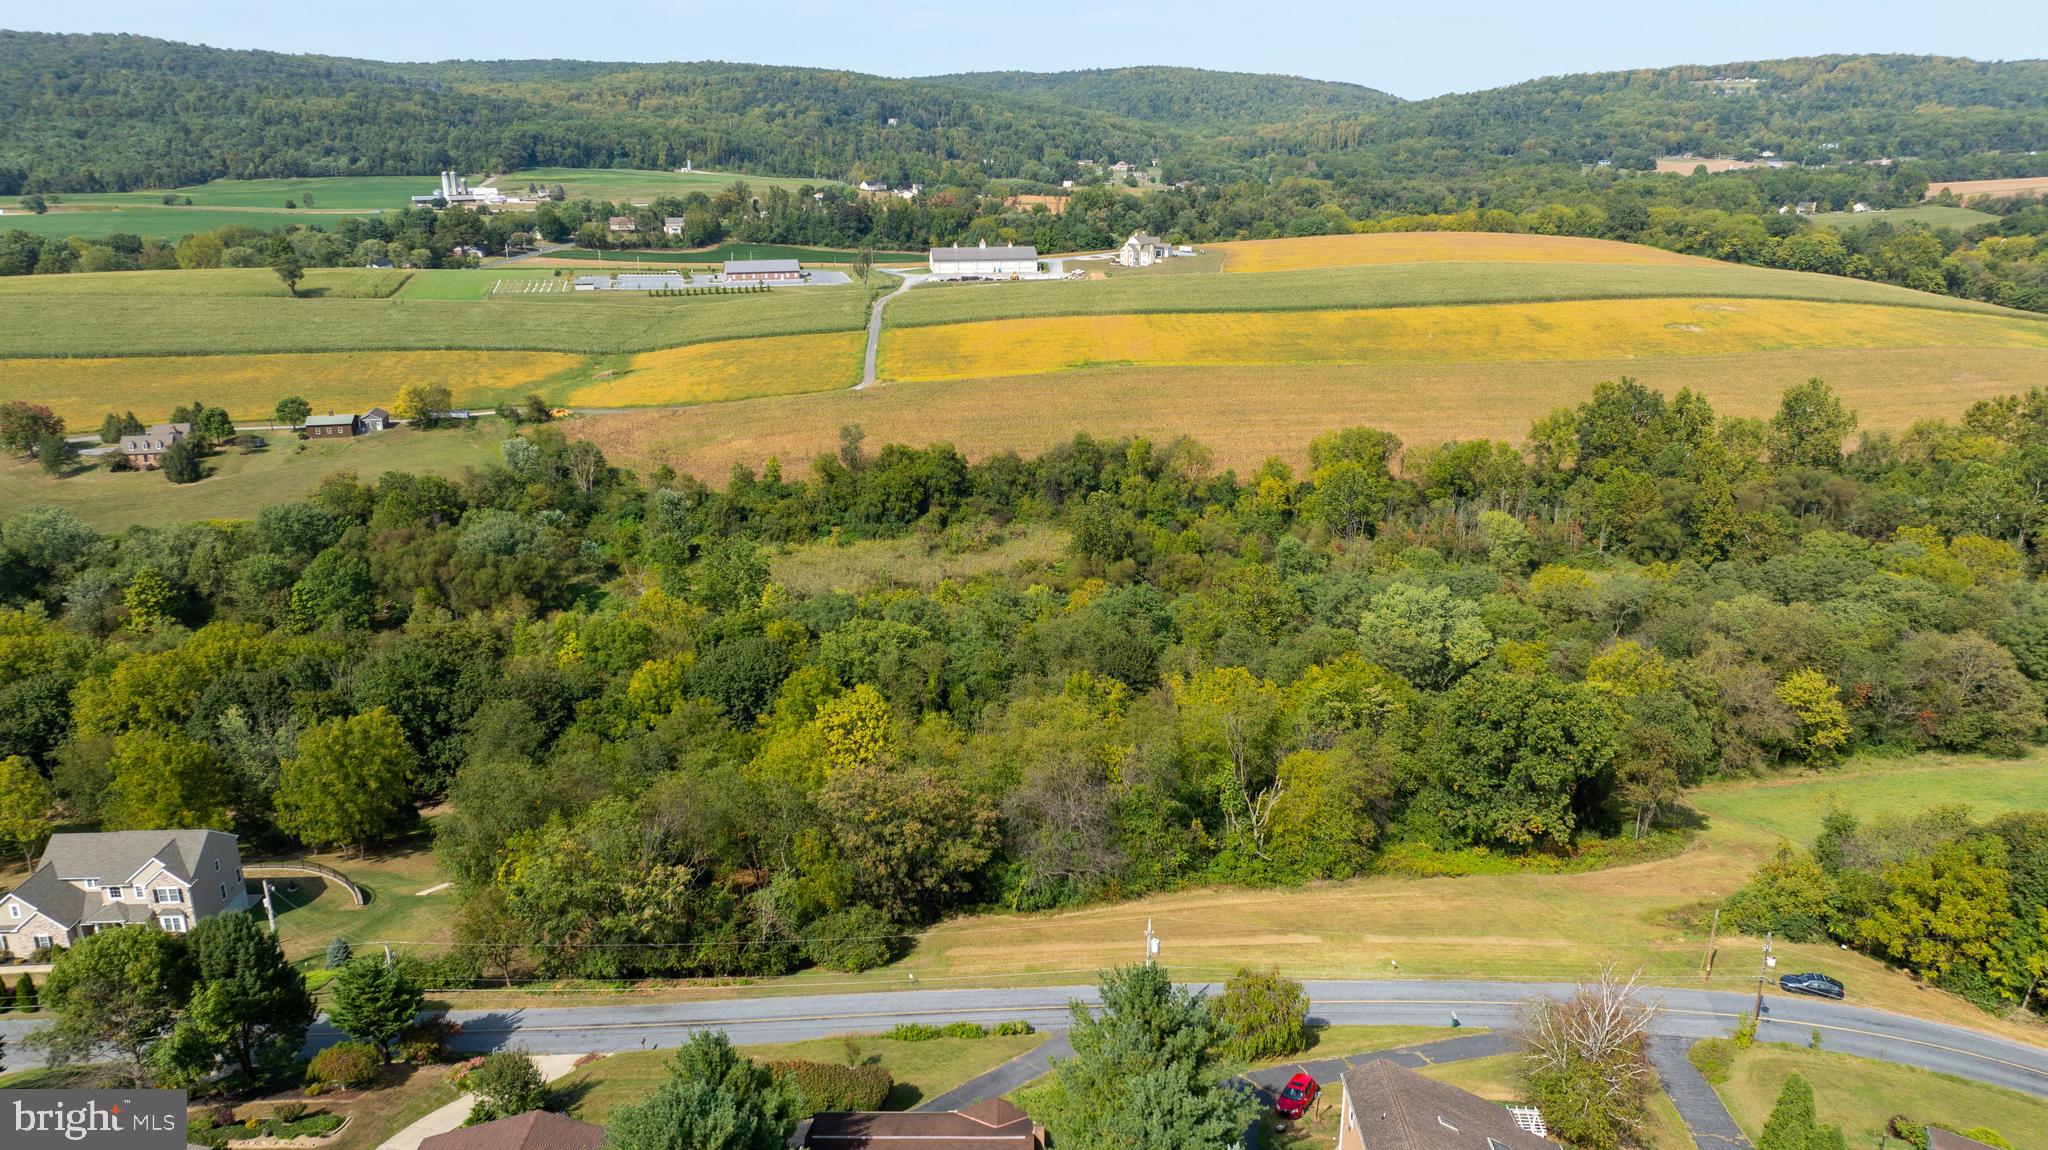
1275,1072,1319,1119
1779,972,1845,999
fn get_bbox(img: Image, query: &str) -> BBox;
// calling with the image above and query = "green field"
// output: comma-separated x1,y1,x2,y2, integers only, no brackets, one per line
1713,1044,2048,1149
1683,752,2048,846
1812,205,1999,231
0,205,386,241
557,243,926,265
0,423,515,530
504,166,838,201
31,175,434,211
0,267,409,299
394,269,573,300
885,259,2033,330
0,284,869,357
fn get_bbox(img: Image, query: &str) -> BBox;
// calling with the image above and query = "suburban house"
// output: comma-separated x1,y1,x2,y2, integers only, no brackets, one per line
607,216,637,233
857,179,890,193
362,407,391,433
1,830,253,959
664,217,685,237
789,1099,1043,1150
1336,1060,1557,1150
119,422,190,470
893,184,922,200
1118,231,1170,268
929,239,1039,278
419,1111,605,1150
723,258,803,283
1796,200,1820,216
305,413,363,439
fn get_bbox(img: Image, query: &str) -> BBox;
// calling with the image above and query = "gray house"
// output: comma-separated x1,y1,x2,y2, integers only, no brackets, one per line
0,830,252,959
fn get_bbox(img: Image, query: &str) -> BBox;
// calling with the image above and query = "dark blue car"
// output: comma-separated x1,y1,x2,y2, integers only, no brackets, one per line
1779,972,1845,999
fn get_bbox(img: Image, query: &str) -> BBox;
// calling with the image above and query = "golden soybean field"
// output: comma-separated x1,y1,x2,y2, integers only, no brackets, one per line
1208,232,1715,272
562,332,868,407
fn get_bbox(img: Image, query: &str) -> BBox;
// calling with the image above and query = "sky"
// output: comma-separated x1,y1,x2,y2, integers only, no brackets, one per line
6,0,2045,99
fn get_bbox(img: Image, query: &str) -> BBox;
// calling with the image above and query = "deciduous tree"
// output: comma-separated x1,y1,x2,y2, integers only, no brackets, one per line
35,926,196,1086
277,708,415,854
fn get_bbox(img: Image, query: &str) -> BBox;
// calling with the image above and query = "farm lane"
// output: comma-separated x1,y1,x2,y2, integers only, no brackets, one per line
859,270,919,388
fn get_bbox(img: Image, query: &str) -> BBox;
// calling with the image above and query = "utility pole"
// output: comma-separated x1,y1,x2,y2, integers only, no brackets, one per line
1753,931,1774,1020
262,879,277,934
1144,918,1159,966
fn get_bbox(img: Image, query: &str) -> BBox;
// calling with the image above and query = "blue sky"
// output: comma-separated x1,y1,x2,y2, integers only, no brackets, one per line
7,1,2045,99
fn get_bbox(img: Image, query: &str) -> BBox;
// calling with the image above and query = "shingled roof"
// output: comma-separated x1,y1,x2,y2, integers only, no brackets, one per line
418,1111,605,1150
1339,1060,1559,1150
795,1098,1041,1149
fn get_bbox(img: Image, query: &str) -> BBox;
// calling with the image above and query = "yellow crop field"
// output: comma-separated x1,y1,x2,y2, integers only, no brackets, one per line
563,332,866,407
880,298,2048,381
0,350,585,424
1209,232,1714,273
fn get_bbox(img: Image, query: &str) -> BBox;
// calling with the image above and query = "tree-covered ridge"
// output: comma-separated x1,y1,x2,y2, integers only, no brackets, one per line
2,380,2046,997
919,66,1399,132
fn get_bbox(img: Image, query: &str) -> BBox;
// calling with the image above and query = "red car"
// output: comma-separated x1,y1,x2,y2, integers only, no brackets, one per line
1275,1072,1319,1119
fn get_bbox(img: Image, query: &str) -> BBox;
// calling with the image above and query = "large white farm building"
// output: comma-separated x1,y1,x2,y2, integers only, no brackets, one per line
929,240,1039,278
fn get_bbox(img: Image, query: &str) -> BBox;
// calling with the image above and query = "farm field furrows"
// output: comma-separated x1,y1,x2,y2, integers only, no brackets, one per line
572,346,2048,482
562,332,868,407
883,258,2026,329
1922,176,2048,199
1208,231,1716,272
0,205,387,241
0,267,410,298
879,298,2048,381
0,350,588,424
33,175,436,210
1811,204,1999,231
0,284,871,357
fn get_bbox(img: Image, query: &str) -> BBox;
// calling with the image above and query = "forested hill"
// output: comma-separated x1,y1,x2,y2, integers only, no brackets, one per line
918,67,1399,132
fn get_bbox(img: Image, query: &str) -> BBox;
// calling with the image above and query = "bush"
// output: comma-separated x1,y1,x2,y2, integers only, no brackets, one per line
325,938,353,969
883,1023,943,1042
308,1041,383,1089
802,905,904,972
1958,1128,2011,1150
769,1060,893,1111
940,1022,987,1039
1733,1012,1758,1048
464,1050,547,1125
15,973,37,1011
1688,1038,1735,1084
1216,967,1310,1061
273,1102,307,1123
992,1021,1035,1036
397,1016,462,1063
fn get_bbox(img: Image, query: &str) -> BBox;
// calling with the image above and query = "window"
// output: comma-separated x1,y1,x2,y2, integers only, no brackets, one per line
213,858,221,872
83,877,100,890
7,905,18,919
32,934,53,950
105,886,123,899
159,915,188,933
219,883,228,901
153,887,182,904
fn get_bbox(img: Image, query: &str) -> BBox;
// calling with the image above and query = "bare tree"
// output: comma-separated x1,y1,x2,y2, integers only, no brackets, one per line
1518,966,1659,1150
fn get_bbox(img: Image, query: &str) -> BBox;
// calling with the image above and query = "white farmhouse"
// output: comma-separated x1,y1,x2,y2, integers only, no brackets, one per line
1117,232,1170,268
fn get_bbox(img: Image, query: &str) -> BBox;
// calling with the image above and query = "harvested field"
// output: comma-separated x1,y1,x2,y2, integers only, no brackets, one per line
572,346,2048,481
0,350,586,424
1923,176,2048,200
563,332,866,406
0,268,409,298
1654,157,1755,174
1209,232,1713,272
878,298,2048,381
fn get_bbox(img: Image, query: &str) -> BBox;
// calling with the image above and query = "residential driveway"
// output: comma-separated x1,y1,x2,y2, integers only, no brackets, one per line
1649,1037,1753,1149
375,1052,588,1150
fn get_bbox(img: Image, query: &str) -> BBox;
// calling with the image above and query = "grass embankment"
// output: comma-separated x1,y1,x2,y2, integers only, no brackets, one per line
0,284,869,358
1813,205,1999,231
1711,1044,2048,1149
1208,232,1715,272
0,268,409,298
0,424,514,532
573,345,2048,482
263,823,458,965
885,255,2031,329
561,1033,1048,1122
879,299,2048,382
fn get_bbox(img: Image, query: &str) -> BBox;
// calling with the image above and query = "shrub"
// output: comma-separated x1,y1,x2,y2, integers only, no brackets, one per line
1733,1012,1758,1048
992,1021,1035,1036
15,973,37,1010
1216,967,1310,1061
273,1102,307,1124
769,1060,893,1111
802,905,904,972
883,1023,943,1042
325,938,353,969
1958,1129,2011,1150
1688,1038,1735,1084
397,1016,462,1063
940,1022,987,1039
464,1050,547,1125
308,1040,383,1089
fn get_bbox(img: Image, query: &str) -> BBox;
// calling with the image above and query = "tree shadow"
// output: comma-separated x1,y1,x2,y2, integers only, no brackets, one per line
883,1083,923,1110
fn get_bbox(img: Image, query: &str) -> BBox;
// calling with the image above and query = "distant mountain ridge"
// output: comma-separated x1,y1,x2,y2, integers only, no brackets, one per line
917,66,1401,132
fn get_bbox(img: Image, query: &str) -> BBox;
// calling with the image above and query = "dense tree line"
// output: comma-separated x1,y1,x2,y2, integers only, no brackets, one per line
1,380,2046,994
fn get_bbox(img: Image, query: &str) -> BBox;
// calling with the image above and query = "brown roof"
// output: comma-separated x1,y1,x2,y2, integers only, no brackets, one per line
1929,1131,2002,1150
1339,1060,1558,1150
797,1098,1040,1149
417,1111,605,1150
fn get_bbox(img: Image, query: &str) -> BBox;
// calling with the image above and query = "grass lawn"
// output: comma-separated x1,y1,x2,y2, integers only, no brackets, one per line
557,243,925,265
0,205,388,241
44,176,434,211
1251,1024,1481,1071
504,166,835,201
573,346,2048,483
560,1033,1047,1122
769,525,1068,597
263,822,458,965
1812,205,1999,232
290,1063,462,1150
1712,1042,2048,1149
884,256,2029,330
0,284,869,358
877,298,2048,382
0,425,514,531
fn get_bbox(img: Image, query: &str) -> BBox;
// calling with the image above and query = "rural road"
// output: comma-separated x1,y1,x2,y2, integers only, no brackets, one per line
858,272,918,389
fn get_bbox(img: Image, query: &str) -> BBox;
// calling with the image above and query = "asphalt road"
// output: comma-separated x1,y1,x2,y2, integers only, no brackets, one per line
4,979,2042,1098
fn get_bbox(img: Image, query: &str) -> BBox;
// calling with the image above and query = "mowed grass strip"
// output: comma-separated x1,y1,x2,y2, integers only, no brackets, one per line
885,259,2029,329
1715,1045,2048,1148
0,284,870,357
0,267,409,298
572,347,2048,483
1210,232,1715,272
0,350,587,424
880,298,2048,381
564,332,866,407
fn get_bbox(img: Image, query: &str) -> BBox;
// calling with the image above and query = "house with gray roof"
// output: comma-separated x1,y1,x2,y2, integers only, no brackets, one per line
723,258,803,282
1118,231,1170,268
928,239,1039,278
1336,1059,1559,1150
1,830,252,959
305,413,362,439
120,422,191,470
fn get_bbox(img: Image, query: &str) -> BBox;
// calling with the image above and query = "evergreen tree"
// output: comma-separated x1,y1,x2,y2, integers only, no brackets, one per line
1757,1073,1846,1150
327,956,423,1058
603,1031,803,1150
326,937,354,970
175,911,316,1078
15,973,37,1012
161,436,201,483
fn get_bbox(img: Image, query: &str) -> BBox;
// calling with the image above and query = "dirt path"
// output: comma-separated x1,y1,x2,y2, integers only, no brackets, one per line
859,273,919,389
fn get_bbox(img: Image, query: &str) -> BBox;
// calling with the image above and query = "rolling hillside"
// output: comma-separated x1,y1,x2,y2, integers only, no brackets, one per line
920,66,1399,131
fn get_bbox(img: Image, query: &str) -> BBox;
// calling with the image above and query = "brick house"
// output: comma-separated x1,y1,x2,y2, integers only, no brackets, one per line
1,830,253,959
304,413,361,438
119,422,191,470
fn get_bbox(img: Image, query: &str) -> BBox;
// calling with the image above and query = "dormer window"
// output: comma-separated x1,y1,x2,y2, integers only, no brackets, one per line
106,886,123,899
214,859,221,872
1438,1117,1459,1132
7,905,18,919
83,878,100,890
1489,1139,1511,1150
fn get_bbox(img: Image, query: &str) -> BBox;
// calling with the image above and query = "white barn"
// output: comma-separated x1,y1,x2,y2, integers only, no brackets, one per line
929,239,1039,278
